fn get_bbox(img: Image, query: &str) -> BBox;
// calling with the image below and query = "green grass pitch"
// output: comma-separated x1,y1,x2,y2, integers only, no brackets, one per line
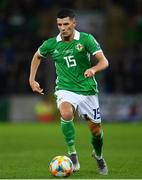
0,122,142,179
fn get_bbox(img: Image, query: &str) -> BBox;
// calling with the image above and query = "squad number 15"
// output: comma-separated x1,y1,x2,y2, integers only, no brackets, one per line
64,56,77,68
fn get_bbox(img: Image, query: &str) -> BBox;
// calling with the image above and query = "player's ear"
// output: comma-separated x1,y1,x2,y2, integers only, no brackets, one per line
72,18,76,27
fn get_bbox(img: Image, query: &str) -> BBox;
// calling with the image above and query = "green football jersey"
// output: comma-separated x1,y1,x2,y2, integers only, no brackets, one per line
38,30,102,95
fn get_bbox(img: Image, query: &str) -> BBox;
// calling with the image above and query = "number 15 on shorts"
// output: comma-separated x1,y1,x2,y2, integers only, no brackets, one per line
93,107,101,120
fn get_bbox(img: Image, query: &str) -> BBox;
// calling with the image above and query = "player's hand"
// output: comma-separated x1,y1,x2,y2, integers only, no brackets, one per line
84,68,96,78
30,81,44,95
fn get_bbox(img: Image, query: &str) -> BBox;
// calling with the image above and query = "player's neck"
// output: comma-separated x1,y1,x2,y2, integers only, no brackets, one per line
62,31,75,42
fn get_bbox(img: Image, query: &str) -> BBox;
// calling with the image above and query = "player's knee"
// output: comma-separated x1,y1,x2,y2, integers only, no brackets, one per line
59,102,74,121
91,124,101,136
61,111,73,121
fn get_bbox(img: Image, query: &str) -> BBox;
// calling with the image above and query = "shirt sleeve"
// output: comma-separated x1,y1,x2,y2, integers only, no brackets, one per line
85,34,102,55
38,40,51,58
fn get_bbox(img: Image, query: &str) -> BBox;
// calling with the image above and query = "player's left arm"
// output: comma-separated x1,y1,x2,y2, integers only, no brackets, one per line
84,52,109,78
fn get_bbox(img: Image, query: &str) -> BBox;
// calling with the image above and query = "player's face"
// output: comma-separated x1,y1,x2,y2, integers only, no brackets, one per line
57,17,76,38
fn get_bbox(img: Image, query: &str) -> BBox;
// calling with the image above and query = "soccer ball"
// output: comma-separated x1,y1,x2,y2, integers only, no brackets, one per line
49,155,73,177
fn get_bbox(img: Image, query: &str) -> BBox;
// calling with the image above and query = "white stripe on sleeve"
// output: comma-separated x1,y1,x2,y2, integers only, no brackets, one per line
92,50,103,56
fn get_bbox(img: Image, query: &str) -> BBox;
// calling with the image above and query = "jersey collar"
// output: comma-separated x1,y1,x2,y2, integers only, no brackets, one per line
56,30,80,42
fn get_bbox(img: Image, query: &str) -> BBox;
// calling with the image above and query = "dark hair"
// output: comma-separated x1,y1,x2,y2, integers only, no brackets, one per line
57,9,75,19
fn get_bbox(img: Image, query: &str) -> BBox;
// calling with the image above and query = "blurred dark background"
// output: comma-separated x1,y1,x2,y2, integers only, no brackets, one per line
0,0,142,95
0,0,142,122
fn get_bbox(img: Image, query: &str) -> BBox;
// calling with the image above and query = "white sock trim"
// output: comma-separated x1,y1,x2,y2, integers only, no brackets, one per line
68,151,77,155
95,154,103,160
61,118,73,123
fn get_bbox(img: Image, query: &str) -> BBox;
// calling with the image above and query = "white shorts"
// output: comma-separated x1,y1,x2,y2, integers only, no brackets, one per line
55,90,101,123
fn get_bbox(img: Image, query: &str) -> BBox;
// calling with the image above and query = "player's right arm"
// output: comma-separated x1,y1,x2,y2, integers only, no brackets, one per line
29,51,44,95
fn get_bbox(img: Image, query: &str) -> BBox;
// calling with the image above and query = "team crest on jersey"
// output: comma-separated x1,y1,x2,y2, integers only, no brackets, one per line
76,43,84,52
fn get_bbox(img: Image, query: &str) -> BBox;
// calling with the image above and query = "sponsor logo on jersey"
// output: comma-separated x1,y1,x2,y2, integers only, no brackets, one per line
65,49,73,54
76,43,84,52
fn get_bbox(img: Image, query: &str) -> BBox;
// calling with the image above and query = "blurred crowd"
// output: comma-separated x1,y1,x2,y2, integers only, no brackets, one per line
0,0,142,95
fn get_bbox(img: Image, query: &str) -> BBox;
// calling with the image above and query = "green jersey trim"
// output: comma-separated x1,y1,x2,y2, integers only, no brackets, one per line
55,88,98,95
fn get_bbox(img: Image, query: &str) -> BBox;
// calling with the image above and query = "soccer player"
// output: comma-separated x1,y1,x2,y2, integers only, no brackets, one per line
29,9,109,175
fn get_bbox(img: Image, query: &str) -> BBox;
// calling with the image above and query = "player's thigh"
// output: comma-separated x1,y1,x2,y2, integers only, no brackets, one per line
59,102,74,120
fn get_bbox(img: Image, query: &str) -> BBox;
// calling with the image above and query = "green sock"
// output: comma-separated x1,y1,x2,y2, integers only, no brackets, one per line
61,118,76,155
91,131,103,157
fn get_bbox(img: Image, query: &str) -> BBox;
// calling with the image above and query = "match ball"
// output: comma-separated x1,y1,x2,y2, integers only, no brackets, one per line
49,155,73,177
